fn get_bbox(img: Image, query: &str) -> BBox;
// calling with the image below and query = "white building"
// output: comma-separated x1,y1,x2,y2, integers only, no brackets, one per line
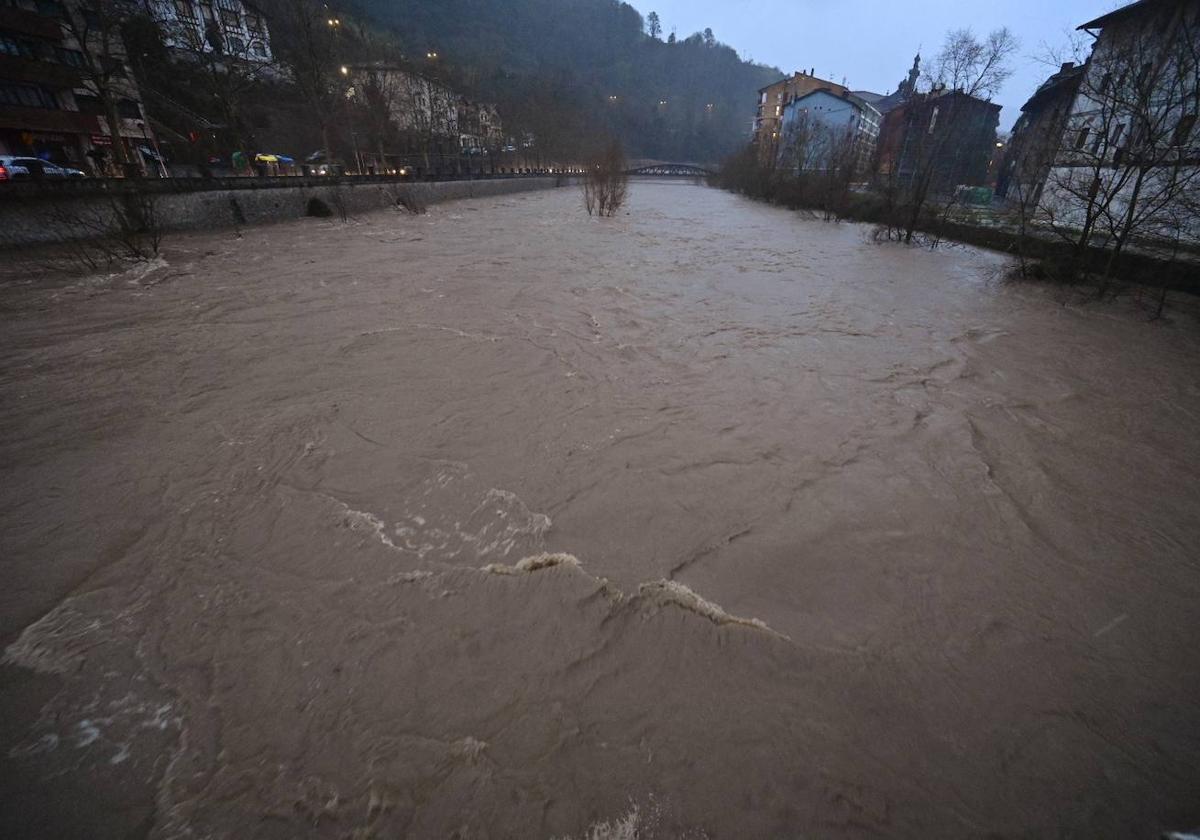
777,88,881,177
147,0,273,64
1039,0,1200,245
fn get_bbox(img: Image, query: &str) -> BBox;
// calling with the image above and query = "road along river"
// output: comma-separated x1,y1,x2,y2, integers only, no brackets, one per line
2,181,1199,838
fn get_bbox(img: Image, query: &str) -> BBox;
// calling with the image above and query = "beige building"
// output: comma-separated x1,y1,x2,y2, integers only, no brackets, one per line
753,70,849,162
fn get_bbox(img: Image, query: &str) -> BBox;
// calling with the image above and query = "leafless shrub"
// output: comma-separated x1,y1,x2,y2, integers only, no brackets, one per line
393,187,427,215
44,192,164,272
327,186,349,222
582,140,629,217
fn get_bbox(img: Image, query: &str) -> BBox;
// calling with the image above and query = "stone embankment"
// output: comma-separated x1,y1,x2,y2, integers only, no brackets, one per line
0,175,570,247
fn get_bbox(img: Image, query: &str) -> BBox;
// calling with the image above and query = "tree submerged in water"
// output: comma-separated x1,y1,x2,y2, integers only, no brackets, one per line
583,140,629,217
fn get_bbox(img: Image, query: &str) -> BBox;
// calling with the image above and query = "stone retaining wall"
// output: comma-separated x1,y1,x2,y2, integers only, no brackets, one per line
0,177,568,248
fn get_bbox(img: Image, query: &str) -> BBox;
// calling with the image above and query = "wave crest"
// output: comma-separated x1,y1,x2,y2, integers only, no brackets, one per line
481,552,581,575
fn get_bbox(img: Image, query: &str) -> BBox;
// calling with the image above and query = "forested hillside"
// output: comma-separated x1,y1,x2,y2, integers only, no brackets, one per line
342,0,781,162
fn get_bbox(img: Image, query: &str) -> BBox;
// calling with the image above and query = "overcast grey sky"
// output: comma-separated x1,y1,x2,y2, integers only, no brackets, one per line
632,0,1121,130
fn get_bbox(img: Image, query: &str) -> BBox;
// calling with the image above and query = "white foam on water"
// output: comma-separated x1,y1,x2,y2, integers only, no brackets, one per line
482,552,581,575
3,603,104,674
634,580,789,639
339,506,403,551
478,553,786,640
336,480,552,561
553,804,642,840
449,736,488,765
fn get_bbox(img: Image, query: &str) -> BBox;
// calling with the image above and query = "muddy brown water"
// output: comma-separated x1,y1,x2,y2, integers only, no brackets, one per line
2,182,1199,839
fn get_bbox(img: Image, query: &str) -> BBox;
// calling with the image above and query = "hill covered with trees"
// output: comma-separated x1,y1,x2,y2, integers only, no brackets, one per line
340,0,781,163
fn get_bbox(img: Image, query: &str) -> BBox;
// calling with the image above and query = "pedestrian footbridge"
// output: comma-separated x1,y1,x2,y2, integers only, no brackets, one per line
625,163,714,178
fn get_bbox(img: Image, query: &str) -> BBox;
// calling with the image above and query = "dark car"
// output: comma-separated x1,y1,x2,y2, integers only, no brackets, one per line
2,157,83,179
0,156,32,181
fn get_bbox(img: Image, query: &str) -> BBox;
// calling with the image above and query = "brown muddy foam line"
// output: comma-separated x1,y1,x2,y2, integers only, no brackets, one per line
481,552,791,641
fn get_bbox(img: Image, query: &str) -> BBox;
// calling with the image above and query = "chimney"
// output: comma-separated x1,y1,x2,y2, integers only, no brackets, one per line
1060,61,1075,73
810,67,815,76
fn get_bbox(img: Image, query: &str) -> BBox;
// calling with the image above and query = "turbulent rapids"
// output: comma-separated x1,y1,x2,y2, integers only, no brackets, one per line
1,182,1199,838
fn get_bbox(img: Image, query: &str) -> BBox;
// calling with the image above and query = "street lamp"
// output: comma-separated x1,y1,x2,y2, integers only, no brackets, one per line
340,65,349,75
327,17,340,26
426,51,438,60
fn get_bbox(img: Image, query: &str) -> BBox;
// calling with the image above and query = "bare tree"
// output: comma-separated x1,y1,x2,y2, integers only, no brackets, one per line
930,27,1020,100
139,1,276,157
59,0,145,176
879,27,1016,245
1038,2,1200,297
269,0,340,164
583,140,629,217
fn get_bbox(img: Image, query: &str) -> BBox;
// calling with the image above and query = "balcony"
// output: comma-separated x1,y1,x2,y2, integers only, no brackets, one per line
0,5,64,39
0,103,99,134
0,53,82,87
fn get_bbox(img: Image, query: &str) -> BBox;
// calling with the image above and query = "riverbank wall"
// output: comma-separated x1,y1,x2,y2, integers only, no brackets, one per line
709,178,1200,297
0,175,570,248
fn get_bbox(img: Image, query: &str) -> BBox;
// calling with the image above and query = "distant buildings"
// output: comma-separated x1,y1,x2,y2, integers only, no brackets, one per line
996,61,1085,202
1036,0,1200,242
777,89,880,176
862,54,1001,188
884,88,1001,188
756,52,1001,189
753,70,849,162
0,0,157,173
344,63,503,173
457,98,503,155
145,0,273,64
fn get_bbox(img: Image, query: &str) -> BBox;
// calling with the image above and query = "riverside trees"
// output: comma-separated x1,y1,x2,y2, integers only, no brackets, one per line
1038,1,1200,308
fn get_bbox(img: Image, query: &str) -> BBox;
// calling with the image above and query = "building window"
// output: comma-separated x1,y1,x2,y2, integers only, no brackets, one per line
174,0,196,20
1111,123,1125,146
219,8,239,28
34,0,65,18
0,33,38,59
116,97,141,119
1075,125,1091,150
101,56,126,76
1136,61,1153,91
227,34,244,53
74,92,104,115
1174,114,1197,146
0,81,59,108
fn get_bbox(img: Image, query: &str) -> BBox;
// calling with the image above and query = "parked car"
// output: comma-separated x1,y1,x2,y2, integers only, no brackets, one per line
0,156,32,181
1,157,83,179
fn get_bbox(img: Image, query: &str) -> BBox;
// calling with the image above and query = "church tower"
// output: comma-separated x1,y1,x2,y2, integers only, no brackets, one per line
897,53,921,97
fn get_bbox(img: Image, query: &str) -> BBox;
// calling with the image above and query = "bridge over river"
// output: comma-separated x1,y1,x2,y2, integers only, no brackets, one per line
625,162,714,177
2,181,1198,839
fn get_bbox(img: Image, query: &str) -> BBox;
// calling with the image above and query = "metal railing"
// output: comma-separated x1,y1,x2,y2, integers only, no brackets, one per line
0,169,575,199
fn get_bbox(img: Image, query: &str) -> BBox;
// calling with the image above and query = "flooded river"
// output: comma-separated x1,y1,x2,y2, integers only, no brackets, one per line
2,182,1199,838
